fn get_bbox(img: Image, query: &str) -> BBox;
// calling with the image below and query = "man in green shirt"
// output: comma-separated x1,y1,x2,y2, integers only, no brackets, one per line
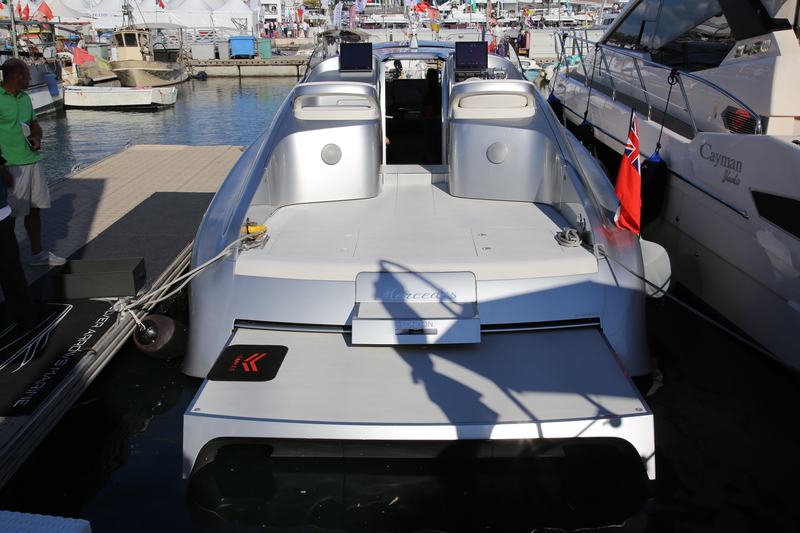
0,58,65,267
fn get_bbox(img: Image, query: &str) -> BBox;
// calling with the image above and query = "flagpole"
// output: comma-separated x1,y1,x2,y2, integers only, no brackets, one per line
7,2,20,57
90,0,96,40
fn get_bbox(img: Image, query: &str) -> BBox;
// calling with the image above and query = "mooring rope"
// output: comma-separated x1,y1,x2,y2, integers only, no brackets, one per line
112,229,267,329
599,248,778,360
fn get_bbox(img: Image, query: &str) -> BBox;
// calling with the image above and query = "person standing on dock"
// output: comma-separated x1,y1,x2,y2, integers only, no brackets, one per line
0,58,66,267
0,151,38,331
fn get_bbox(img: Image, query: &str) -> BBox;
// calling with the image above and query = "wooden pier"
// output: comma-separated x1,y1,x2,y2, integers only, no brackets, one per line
188,56,308,78
0,144,243,487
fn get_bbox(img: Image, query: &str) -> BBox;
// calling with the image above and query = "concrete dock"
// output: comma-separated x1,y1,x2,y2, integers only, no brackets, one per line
0,144,242,487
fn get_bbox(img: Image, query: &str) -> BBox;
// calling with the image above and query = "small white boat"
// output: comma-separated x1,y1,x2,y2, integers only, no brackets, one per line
63,86,178,110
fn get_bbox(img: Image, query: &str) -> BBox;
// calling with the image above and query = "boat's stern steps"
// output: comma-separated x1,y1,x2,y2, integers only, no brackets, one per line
183,328,655,480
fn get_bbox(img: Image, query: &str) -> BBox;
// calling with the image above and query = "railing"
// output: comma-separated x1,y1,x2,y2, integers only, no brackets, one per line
555,33,763,136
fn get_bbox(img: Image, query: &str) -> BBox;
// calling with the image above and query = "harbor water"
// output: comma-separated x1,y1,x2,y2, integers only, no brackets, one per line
1,78,800,532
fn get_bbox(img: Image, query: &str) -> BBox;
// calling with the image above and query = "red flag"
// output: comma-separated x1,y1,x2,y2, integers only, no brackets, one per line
157,0,165,8
72,47,96,65
414,1,430,13
37,1,53,19
16,1,22,18
22,3,30,20
615,114,642,233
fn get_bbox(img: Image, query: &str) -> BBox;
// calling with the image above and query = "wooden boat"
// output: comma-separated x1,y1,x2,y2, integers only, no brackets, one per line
63,85,178,109
110,27,188,87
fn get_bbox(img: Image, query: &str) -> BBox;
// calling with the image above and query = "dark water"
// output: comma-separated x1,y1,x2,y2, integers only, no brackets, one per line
37,77,298,182
2,78,800,532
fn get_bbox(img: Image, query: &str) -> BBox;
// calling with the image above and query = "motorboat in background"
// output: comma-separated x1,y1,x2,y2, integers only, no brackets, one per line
550,0,800,371
63,85,178,109
109,19,188,87
0,20,64,115
182,29,670,483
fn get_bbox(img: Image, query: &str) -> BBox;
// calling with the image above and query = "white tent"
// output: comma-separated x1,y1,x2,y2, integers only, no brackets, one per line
213,0,255,32
169,0,212,10
168,0,214,27
47,0,88,19
87,0,127,28
56,0,255,31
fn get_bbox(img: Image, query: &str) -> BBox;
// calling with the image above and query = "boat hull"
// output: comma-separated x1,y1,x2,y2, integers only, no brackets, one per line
110,60,188,87
64,86,178,109
184,327,655,479
553,70,800,370
27,83,63,115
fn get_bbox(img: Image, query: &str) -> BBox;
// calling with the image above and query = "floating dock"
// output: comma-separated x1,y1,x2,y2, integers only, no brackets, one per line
0,144,243,487
188,56,308,77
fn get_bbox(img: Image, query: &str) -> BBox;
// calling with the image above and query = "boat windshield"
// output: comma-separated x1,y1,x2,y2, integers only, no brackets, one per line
116,32,140,48
606,0,736,71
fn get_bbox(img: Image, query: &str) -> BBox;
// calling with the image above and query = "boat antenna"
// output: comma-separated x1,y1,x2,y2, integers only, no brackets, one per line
122,2,137,29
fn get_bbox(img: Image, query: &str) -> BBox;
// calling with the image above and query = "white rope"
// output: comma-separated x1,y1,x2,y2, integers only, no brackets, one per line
555,227,582,247
115,229,267,329
600,249,778,361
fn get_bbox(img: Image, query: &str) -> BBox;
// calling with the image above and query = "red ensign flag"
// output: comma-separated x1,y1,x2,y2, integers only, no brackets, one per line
615,114,642,233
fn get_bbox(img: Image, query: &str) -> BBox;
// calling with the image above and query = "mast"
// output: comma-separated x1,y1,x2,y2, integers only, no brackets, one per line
5,3,20,57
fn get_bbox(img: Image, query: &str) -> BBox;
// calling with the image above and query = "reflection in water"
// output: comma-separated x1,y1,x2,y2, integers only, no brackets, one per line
187,444,650,532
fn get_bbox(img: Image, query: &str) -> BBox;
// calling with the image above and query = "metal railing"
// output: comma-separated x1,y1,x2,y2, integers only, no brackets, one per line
555,33,763,136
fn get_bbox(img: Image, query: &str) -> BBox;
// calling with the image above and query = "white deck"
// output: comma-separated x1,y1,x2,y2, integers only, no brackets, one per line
237,171,599,282
184,327,655,479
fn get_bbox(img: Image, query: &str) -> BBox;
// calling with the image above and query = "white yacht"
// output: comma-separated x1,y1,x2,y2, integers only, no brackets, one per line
551,0,800,371
182,32,669,480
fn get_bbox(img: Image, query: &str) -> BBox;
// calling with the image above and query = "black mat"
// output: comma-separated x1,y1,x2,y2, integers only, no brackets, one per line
0,191,216,417
0,300,117,417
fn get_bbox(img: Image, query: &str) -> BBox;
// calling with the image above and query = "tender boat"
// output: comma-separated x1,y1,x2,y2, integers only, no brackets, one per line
63,85,178,110
550,0,800,371
182,30,670,481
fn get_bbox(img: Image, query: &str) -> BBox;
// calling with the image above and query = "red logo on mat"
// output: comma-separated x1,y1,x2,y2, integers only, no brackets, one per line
209,345,288,382
242,353,266,372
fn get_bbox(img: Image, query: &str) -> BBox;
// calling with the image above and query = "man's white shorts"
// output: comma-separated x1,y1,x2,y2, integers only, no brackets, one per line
7,162,50,217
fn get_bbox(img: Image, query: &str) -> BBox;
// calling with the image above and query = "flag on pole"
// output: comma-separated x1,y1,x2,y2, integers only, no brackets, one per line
22,3,30,20
333,1,342,28
158,0,165,8
427,2,440,21
614,113,642,233
36,1,54,19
